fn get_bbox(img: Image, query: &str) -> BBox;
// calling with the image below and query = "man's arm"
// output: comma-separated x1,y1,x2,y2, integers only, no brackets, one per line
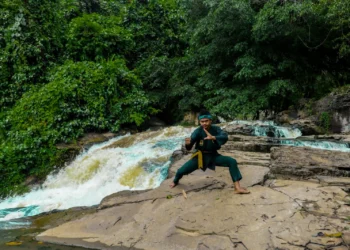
185,129,199,150
213,126,228,148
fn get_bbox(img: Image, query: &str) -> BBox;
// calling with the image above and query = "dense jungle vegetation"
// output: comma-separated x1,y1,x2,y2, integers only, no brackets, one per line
1,0,349,197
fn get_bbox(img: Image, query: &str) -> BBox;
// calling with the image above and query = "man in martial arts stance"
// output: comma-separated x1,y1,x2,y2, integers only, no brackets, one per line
170,110,250,194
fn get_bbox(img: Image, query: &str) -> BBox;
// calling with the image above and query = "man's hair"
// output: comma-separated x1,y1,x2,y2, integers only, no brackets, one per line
199,109,211,116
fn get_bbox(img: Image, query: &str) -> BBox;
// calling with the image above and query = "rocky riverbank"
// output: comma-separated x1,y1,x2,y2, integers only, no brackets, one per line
32,126,350,250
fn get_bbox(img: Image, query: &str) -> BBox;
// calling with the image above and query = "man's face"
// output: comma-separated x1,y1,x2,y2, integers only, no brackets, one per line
199,118,212,129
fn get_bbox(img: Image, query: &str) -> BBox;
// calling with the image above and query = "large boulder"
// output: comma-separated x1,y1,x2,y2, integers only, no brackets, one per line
183,111,199,125
222,123,253,135
315,92,350,133
275,90,350,135
271,146,350,179
289,119,322,135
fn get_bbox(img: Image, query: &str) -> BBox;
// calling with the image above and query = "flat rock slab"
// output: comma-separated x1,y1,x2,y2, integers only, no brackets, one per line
37,177,350,250
271,146,350,178
316,176,350,187
35,142,350,250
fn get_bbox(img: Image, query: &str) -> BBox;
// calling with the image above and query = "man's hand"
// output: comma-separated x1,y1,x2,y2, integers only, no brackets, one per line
185,137,191,145
203,128,216,140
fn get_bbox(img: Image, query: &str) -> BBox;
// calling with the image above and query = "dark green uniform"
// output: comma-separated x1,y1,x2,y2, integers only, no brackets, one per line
173,125,242,184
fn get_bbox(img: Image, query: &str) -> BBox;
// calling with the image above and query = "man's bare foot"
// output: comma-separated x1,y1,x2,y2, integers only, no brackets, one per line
234,188,250,194
169,182,177,188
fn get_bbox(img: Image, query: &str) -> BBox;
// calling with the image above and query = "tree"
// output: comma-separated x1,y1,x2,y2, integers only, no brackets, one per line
0,0,66,110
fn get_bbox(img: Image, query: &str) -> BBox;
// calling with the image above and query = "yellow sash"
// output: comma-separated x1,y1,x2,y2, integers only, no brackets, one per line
191,150,203,169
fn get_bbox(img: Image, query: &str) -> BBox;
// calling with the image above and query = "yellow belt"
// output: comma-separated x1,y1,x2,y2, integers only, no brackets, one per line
191,150,203,169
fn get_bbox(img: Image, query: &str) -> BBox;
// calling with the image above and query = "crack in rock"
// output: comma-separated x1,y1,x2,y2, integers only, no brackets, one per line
276,236,310,248
99,182,225,210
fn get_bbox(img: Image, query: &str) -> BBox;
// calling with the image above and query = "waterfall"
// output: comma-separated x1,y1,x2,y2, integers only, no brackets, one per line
252,125,302,138
0,126,193,229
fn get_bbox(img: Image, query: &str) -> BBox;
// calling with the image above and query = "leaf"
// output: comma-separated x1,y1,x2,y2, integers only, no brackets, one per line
324,232,342,238
6,241,22,246
182,189,187,199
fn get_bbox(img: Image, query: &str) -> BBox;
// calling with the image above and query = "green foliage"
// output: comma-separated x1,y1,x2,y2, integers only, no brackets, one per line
0,59,152,198
323,0,350,57
67,13,133,61
319,112,331,134
0,0,66,110
163,0,350,119
125,0,187,66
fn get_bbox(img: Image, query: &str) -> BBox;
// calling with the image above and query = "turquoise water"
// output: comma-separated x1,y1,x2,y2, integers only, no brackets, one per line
0,206,40,230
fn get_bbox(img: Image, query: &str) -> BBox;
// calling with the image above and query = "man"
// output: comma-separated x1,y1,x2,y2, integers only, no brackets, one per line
170,110,250,194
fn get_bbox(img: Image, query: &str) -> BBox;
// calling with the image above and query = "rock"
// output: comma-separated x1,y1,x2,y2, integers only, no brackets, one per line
183,111,199,125
36,181,350,250
148,117,166,127
33,128,350,250
315,134,350,141
289,119,321,135
275,91,350,134
314,92,350,133
75,132,116,150
197,236,246,250
317,176,350,187
342,232,350,246
266,179,348,217
271,146,350,179
222,123,253,135
306,243,325,250
171,149,184,162
24,176,38,186
31,206,97,230
331,246,349,250
222,141,281,153
223,134,283,153
276,109,299,124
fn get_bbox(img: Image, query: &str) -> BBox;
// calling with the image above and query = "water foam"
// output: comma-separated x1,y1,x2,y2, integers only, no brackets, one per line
0,126,193,225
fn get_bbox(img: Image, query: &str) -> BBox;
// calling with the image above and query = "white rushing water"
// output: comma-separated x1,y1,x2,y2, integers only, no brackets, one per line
252,125,302,138
0,126,193,227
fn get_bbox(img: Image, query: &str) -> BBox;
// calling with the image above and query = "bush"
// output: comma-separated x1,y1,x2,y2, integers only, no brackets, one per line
0,59,153,198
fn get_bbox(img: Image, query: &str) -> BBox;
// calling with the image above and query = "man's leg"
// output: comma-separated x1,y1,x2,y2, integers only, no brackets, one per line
170,158,199,188
214,155,250,194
